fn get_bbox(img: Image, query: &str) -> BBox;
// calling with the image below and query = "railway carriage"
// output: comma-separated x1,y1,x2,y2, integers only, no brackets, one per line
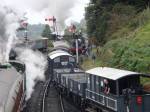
53,71,87,108
85,67,150,112
48,41,150,112
48,50,76,79
0,61,26,112
53,68,73,86
53,68,83,87
67,73,87,108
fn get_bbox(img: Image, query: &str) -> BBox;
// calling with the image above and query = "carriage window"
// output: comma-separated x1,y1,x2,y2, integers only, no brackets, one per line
61,56,68,62
66,78,68,85
61,62,68,66
103,79,116,95
78,84,81,90
54,57,60,63
69,57,75,62
109,80,116,95
101,81,104,87
88,77,90,84
71,82,73,88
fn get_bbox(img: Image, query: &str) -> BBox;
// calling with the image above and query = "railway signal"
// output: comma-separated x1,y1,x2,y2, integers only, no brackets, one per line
45,16,58,39
18,19,28,42
69,24,79,64
68,24,76,33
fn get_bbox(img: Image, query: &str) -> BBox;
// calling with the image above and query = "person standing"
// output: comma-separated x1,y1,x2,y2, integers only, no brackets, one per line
104,79,110,94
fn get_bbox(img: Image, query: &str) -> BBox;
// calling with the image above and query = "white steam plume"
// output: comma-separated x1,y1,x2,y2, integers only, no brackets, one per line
4,0,77,27
0,4,48,101
0,5,20,63
18,49,47,100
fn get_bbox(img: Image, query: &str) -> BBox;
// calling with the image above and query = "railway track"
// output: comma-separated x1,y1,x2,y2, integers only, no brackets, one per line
24,80,80,112
61,96,81,112
43,82,64,112
41,79,51,112
23,80,51,112
42,81,80,112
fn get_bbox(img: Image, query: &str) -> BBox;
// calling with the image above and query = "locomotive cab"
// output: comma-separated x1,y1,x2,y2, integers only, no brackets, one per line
86,67,150,112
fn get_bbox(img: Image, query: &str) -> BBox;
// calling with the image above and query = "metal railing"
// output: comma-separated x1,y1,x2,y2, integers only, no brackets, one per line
86,89,105,105
86,89,117,111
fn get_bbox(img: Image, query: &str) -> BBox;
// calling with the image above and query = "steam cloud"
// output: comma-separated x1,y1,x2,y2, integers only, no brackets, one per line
18,49,47,100
30,0,76,26
0,5,19,63
4,0,77,27
0,4,47,101
0,0,87,101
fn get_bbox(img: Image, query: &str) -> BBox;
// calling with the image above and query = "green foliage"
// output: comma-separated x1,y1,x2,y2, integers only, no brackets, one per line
85,0,150,45
47,40,53,48
85,0,150,73
41,25,51,39
102,20,150,74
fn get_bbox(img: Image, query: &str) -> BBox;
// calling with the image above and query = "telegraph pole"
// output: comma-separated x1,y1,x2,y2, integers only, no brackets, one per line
68,24,79,64
73,33,79,64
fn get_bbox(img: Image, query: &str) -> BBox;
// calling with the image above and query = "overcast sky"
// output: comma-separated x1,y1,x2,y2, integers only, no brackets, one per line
1,0,89,25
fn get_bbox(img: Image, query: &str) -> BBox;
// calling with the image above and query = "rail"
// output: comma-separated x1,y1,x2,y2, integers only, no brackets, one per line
59,94,65,112
42,79,51,112
41,79,65,112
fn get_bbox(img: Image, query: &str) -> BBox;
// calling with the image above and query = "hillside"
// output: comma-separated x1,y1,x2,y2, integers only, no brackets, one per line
101,20,150,74
84,1,150,74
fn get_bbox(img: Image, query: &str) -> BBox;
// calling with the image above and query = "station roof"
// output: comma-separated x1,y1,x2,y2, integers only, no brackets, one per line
48,50,72,59
86,67,141,80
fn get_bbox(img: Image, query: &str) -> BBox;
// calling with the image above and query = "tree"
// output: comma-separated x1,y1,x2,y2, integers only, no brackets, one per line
85,0,150,46
41,24,51,39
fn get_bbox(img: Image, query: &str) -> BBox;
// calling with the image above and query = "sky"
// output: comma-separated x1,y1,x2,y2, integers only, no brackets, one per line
1,0,89,26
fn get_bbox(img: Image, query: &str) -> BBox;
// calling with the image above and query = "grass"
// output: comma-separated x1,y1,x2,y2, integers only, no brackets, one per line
81,51,104,70
81,57,102,70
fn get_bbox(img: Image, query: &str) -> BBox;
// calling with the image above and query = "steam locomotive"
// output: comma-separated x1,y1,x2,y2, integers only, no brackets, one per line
0,61,26,112
48,42,150,112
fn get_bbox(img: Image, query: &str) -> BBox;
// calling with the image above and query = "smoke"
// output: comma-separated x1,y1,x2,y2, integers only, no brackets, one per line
17,49,47,100
0,5,19,63
4,0,78,27
0,4,48,101
28,0,76,26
